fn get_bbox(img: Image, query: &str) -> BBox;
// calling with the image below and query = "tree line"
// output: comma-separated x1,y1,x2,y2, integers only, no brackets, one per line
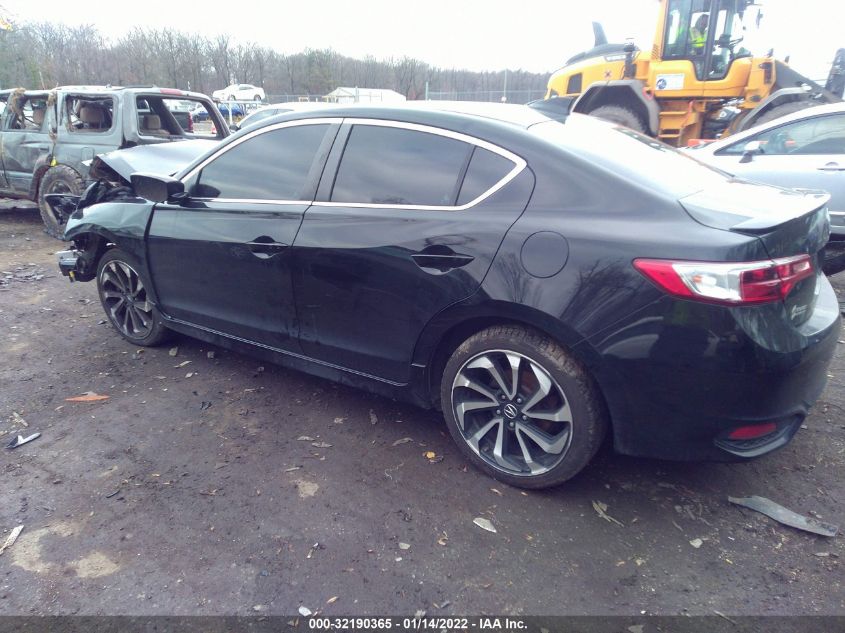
0,22,550,100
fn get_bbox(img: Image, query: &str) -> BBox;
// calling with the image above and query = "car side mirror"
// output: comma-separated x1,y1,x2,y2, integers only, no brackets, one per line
740,140,762,163
130,173,186,203
230,123,240,131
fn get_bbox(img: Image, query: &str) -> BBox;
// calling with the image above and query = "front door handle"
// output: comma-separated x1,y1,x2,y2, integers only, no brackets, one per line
411,245,474,272
246,235,288,259
818,162,845,172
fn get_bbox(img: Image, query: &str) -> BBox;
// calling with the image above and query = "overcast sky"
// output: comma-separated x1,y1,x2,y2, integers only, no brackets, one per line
3,0,842,79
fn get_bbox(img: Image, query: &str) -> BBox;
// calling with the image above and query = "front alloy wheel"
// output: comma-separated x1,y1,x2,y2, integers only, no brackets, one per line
100,260,154,338
96,249,169,346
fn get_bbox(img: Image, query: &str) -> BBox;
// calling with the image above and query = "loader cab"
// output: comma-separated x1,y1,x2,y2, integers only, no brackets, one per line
660,0,755,81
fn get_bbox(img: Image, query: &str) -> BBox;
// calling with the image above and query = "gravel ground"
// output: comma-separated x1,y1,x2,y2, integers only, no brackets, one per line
0,202,843,616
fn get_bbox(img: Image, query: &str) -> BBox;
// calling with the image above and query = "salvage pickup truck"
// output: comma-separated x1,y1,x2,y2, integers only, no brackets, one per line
0,85,229,237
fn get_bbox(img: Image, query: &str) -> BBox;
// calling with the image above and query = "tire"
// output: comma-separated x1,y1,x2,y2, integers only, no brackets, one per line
38,165,85,239
588,104,647,134
96,248,170,347
441,325,608,489
753,101,815,127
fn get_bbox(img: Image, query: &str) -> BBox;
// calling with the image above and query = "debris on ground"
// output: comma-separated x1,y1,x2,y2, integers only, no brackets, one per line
306,542,321,559
437,532,449,546
399,542,410,550
169,347,178,356
490,488,503,496
392,437,413,446
65,392,110,402
311,442,332,448
207,351,215,359
423,451,443,463
689,538,704,549
728,496,838,537
435,600,451,609
0,525,23,556
175,361,191,368
10,411,27,427
592,500,624,527
297,436,315,441
369,409,378,425
333,417,345,424
473,517,497,533
326,596,338,605
6,432,41,449
298,606,312,617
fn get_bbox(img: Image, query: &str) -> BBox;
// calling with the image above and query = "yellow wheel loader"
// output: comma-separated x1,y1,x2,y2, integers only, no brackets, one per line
545,0,841,146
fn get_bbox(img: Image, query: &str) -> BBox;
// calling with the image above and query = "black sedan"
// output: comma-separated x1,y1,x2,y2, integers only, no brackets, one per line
55,103,840,489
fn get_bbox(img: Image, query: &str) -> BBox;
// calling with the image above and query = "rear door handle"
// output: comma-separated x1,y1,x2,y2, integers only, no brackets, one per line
411,245,474,272
246,235,288,259
818,162,845,172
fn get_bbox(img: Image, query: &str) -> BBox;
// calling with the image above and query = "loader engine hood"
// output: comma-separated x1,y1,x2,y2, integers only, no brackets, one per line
90,139,219,184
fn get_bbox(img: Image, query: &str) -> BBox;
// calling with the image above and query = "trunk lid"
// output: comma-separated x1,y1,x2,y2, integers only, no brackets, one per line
680,180,830,326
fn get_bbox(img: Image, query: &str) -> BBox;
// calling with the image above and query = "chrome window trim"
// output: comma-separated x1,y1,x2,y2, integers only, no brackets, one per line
180,116,525,210
321,118,526,211
180,117,341,205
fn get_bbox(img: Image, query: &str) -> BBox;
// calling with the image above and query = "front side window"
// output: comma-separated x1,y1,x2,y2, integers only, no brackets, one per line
721,114,845,156
331,125,472,206
4,94,49,132
190,123,329,200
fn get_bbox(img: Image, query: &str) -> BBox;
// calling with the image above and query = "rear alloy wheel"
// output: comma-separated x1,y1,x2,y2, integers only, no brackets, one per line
38,165,85,239
588,104,647,134
96,249,169,346
442,326,607,489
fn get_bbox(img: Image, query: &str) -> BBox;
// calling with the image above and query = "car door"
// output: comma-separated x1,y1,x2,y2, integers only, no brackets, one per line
146,119,339,351
289,119,535,383
714,112,845,215
0,92,52,194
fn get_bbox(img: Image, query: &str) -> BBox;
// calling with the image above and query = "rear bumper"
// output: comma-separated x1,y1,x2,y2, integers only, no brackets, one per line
581,277,841,461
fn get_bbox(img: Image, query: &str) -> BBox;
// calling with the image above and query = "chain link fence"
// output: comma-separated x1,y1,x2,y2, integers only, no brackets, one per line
425,89,547,104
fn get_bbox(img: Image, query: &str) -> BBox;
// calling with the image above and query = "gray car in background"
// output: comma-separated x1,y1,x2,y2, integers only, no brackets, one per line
687,103,845,274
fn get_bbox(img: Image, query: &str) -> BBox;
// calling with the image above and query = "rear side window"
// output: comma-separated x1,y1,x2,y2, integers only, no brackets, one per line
331,125,471,206
456,147,515,205
64,95,115,134
192,124,328,200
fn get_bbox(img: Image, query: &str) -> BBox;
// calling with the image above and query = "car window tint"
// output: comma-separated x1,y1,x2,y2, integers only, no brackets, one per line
193,124,328,200
331,125,471,206
722,114,845,156
456,147,515,205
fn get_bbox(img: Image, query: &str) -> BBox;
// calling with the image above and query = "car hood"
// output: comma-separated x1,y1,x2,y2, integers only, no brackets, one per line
90,139,219,183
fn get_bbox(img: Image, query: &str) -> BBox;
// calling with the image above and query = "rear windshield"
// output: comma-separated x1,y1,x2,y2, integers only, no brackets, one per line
530,114,729,198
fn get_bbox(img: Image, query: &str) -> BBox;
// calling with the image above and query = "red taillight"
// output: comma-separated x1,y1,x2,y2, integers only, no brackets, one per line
728,422,777,440
634,254,814,306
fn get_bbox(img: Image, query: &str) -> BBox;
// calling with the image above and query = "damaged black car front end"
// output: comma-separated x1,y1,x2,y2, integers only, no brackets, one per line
54,139,216,281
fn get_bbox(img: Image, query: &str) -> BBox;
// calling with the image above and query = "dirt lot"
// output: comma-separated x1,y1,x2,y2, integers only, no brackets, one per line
1,202,843,617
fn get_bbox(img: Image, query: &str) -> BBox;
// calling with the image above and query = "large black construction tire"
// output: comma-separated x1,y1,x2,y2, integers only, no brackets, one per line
441,325,608,489
96,248,170,347
588,104,647,134
38,165,85,239
753,101,815,127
